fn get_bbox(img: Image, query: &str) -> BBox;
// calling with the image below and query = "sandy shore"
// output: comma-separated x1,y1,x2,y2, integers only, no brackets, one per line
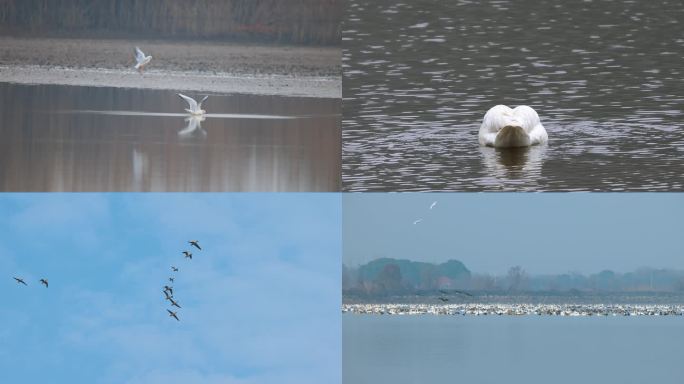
0,37,340,98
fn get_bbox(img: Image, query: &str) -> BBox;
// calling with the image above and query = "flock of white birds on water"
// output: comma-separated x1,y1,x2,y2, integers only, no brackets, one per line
344,303,684,317
11,239,203,323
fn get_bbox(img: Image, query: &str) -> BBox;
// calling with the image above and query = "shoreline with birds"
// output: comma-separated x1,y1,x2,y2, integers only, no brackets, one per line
0,36,341,98
343,303,684,317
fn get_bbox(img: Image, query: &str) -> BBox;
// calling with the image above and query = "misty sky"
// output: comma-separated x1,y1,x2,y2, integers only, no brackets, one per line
343,193,683,275
0,194,340,384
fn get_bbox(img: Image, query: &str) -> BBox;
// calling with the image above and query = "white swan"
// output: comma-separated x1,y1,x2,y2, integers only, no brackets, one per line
177,93,208,116
478,105,548,148
133,47,152,73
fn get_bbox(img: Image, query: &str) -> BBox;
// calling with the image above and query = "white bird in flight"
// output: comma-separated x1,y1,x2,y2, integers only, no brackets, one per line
429,201,437,210
478,105,548,148
413,218,423,225
133,47,152,73
178,93,209,116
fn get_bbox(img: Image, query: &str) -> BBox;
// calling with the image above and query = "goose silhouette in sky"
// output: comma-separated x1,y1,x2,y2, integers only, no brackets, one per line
167,309,180,321
478,105,548,148
188,240,202,250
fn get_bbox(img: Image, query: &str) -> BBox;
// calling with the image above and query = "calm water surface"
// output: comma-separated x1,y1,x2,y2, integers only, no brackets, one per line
343,0,684,191
0,83,340,191
344,314,684,384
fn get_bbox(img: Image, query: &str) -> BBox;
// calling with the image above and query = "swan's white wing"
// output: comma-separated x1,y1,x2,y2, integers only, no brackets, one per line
178,93,198,112
134,47,146,63
528,123,548,145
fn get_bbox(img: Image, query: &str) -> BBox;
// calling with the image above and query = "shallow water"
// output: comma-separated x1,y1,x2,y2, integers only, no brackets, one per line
342,0,684,191
344,314,684,384
0,83,340,191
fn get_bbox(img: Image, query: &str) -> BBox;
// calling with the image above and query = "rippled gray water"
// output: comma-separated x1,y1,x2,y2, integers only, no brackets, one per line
342,0,684,191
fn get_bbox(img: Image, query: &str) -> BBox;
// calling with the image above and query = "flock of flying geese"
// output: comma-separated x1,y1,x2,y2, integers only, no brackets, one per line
12,276,48,288
134,46,210,120
12,239,203,323
165,239,203,322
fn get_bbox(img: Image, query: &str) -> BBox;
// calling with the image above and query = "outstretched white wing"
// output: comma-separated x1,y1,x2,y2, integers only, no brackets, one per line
134,47,146,63
178,93,199,112
198,95,209,109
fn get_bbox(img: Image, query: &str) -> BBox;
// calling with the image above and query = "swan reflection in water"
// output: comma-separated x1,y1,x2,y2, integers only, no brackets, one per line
178,115,207,138
479,144,546,185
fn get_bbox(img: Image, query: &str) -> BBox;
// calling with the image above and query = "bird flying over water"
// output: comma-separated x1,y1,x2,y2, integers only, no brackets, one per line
429,201,437,210
438,297,449,302
172,266,179,272
40,278,48,288
13,277,27,286
413,218,423,225
178,93,208,116
167,309,180,321
183,251,192,259
133,46,152,73
189,240,202,250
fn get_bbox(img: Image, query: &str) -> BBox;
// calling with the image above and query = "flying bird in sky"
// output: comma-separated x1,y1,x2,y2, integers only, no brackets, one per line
167,309,180,321
183,251,192,259
170,298,181,309
13,277,27,286
429,201,437,210
413,218,423,225
163,290,172,300
164,285,174,296
189,240,202,250
178,93,208,116
169,277,175,283
133,46,152,73
40,278,48,288
171,266,179,272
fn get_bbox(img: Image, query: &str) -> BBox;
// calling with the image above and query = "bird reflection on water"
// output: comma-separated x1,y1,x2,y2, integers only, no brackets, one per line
478,145,546,188
178,115,207,138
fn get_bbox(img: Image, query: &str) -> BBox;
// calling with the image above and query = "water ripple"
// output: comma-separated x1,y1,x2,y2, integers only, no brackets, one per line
344,0,684,191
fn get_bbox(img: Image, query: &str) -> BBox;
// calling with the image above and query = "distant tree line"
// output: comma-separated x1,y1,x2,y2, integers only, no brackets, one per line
343,258,684,298
0,0,341,45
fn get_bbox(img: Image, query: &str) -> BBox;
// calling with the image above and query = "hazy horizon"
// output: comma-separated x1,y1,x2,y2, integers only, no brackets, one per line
343,193,684,275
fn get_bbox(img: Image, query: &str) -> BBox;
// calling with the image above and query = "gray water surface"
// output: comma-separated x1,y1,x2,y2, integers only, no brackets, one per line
342,0,684,191
344,314,684,384
0,83,340,191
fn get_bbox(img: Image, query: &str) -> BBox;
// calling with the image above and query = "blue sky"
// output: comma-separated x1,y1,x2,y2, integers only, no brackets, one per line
0,193,341,384
343,193,684,275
